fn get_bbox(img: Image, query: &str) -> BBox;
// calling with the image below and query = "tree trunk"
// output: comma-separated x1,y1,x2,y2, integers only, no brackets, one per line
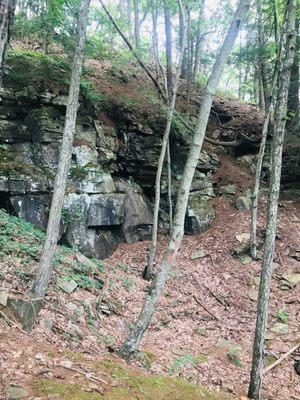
256,0,268,111
0,0,16,85
144,0,187,281
133,0,140,49
31,0,91,298
120,0,250,358
164,0,173,95
250,0,284,260
248,1,296,398
193,0,205,82
287,15,299,133
127,0,132,40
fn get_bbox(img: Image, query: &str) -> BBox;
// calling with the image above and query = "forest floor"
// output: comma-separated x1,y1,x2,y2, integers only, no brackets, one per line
0,154,299,400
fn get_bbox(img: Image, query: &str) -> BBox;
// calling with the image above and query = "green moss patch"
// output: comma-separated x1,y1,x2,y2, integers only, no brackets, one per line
32,357,230,400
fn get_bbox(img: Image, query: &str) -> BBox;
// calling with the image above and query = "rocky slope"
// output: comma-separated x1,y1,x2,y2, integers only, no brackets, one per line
1,47,297,262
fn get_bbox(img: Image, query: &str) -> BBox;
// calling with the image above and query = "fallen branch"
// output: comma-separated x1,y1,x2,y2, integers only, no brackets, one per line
203,283,229,309
264,343,300,373
193,295,220,321
58,363,108,386
0,310,14,326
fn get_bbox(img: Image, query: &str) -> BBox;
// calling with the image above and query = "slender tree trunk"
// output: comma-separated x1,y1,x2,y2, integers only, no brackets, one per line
120,1,250,357
127,0,132,40
185,8,193,113
144,0,187,281
287,15,299,133
31,0,91,298
256,0,268,111
0,0,16,86
164,0,173,95
167,141,173,230
193,0,205,82
248,1,296,398
133,0,140,49
250,0,284,260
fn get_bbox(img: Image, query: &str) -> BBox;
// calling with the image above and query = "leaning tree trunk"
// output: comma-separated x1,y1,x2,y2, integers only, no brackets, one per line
250,0,285,260
144,0,187,281
248,1,296,398
119,0,250,358
0,0,16,85
31,0,91,298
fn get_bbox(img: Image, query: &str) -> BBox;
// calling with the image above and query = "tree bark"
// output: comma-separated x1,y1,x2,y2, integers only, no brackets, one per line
248,1,296,398
120,0,250,358
256,0,268,111
0,0,16,86
144,0,187,281
250,0,285,260
133,0,140,49
164,0,173,95
192,0,205,82
287,15,299,133
31,0,91,298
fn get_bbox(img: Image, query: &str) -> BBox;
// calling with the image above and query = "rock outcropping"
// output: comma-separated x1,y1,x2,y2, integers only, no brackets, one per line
0,85,218,259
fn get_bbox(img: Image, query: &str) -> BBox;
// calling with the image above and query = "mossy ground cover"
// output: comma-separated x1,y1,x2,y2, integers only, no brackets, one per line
0,209,103,289
32,358,230,400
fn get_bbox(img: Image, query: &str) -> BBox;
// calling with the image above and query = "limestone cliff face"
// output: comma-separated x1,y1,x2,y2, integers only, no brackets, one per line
0,85,218,259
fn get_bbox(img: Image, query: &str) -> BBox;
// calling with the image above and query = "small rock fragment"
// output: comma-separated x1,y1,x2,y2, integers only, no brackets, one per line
190,249,207,260
222,382,234,393
248,290,258,301
270,323,289,334
58,278,78,294
236,233,250,243
236,196,252,212
0,291,8,306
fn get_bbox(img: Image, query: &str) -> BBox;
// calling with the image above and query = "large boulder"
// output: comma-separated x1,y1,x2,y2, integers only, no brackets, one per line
116,179,153,243
88,193,125,226
10,194,50,229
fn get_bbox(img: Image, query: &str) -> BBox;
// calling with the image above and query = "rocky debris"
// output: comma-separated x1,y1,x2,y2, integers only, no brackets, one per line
219,184,236,196
185,193,215,235
289,247,300,261
248,289,258,301
65,302,85,316
222,382,235,393
0,291,8,306
190,249,207,260
7,298,43,331
235,196,252,212
57,278,78,294
235,233,250,242
270,323,289,335
280,272,300,289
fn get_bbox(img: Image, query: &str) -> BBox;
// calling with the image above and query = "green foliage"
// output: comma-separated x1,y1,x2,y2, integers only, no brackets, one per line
70,273,103,290
80,79,106,103
5,49,70,89
169,353,206,375
0,208,44,262
277,309,289,324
